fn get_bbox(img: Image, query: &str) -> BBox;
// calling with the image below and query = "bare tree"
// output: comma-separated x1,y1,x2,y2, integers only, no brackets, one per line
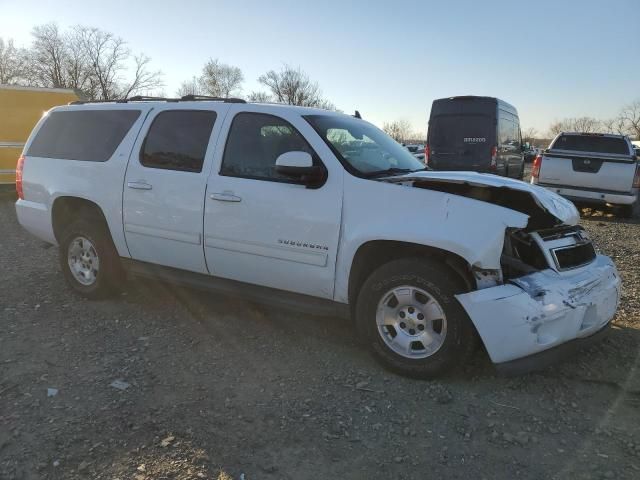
383,119,413,143
620,100,640,139
247,91,272,102
601,116,627,135
200,58,243,98
0,38,27,84
25,23,162,100
548,117,601,137
176,76,205,97
28,23,68,88
572,116,601,133
522,127,538,144
258,65,334,108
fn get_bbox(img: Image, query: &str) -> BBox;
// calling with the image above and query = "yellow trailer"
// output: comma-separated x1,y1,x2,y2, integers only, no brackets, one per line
0,85,80,185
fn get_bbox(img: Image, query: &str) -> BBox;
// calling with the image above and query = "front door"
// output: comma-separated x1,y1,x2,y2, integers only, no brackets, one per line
203,109,343,298
123,106,229,273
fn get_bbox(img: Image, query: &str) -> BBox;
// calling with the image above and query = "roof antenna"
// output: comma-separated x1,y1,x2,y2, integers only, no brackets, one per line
354,110,362,119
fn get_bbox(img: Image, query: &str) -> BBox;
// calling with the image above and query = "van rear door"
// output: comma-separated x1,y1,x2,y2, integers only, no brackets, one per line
539,134,636,192
428,114,494,171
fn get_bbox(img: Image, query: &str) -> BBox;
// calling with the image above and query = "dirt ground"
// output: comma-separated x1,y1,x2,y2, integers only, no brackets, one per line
1,186,639,480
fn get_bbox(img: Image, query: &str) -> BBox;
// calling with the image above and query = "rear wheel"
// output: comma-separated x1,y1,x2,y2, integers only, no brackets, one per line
618,204,635,219
59,219,122,299
355,258,477,378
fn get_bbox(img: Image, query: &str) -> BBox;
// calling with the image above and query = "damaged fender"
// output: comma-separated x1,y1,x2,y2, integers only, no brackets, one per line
455,255,621,364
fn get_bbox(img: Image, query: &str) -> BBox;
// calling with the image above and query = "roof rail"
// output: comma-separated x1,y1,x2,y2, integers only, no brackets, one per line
180,94,246,103
68,95,247,105
127,95,179,102
68,96,179,105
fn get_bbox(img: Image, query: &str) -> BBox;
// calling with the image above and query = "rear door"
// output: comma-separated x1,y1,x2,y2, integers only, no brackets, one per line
123,104,230,273
428,114,495,171
539,135,636,192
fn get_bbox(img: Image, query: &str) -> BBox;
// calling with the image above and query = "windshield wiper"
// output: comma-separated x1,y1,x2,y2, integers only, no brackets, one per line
363,167,427,178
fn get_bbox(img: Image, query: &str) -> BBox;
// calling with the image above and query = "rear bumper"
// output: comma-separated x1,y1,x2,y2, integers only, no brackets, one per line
535,182,638,206
455,255,620,366
15,198,57,245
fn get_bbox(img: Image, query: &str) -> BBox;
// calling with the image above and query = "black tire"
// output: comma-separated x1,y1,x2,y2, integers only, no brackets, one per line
618,204,634,219
59,218,123,299
355,257,477,379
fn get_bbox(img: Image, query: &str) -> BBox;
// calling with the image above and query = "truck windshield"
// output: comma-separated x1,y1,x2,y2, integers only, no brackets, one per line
551,135,630,155
305,115,425,175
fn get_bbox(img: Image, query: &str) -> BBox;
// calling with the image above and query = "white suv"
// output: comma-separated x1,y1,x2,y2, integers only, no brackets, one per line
15,96,621,377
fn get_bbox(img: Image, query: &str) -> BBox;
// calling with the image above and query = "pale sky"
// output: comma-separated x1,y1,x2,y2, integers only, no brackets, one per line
1,0,638,137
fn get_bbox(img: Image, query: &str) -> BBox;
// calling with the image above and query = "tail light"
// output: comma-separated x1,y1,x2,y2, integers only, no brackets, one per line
489,146,497,171
532,155,543,179
16,155,25,200
633,164,640,188
424,144,430,165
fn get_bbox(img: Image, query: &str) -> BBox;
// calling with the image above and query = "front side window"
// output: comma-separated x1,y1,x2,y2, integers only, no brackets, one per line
27,109,141,161
305,115,424,176
141,110,217,173
220,112,320,182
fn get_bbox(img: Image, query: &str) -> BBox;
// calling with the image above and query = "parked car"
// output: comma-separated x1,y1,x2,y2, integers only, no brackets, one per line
531,132,640,218
16,97,620,377
426,96,525,179
405,144,426,162
0,84,79,187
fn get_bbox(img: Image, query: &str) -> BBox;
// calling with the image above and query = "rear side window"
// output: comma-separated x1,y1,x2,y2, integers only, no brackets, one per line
27,110,141,161
141,110,217,173
551,135,630,155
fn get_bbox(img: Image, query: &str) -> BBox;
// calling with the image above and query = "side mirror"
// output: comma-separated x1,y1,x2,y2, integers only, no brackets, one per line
275,151,325,186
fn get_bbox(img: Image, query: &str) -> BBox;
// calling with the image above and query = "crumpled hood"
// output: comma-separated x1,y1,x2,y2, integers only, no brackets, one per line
387,171,580,226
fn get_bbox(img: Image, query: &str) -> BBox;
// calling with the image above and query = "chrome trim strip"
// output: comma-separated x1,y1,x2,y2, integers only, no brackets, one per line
124,223,201,245
0,142,25,148
205,236,328,267
0,169,16,174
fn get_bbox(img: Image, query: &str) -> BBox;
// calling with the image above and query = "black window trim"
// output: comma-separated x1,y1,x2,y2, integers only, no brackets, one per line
139,109,218,174
219,111,327,188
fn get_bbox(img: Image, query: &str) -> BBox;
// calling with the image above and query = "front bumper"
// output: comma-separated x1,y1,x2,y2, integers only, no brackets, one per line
455,254,620,366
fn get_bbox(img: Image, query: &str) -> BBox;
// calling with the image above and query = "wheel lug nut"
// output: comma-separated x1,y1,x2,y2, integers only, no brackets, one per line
408,307,415,314
417,313,424,320
409,329,416,335
399,322,406,329
399,311,406,318
418,324,425,331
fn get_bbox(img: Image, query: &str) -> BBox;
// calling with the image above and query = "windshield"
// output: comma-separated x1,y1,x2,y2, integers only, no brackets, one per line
305,115,425,175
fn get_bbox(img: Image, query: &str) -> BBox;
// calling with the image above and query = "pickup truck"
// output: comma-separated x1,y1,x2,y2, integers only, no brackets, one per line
15,97,621,377
531,132,640,217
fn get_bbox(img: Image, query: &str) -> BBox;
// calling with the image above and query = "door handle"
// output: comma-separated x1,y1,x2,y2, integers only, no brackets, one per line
210,192,241,202
127,181,153,190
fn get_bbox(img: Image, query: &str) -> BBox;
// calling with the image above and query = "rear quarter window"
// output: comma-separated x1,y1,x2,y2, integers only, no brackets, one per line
27,110,141,161
551,135,630,155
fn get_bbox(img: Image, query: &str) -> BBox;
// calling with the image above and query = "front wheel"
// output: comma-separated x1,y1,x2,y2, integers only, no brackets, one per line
355,258,477,378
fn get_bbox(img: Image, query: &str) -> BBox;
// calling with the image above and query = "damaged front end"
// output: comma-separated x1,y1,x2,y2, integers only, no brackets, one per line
458,225,620,373
386,171,621,371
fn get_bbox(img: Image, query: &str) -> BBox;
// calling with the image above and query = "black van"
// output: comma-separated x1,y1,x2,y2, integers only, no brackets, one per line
426,96,525,178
